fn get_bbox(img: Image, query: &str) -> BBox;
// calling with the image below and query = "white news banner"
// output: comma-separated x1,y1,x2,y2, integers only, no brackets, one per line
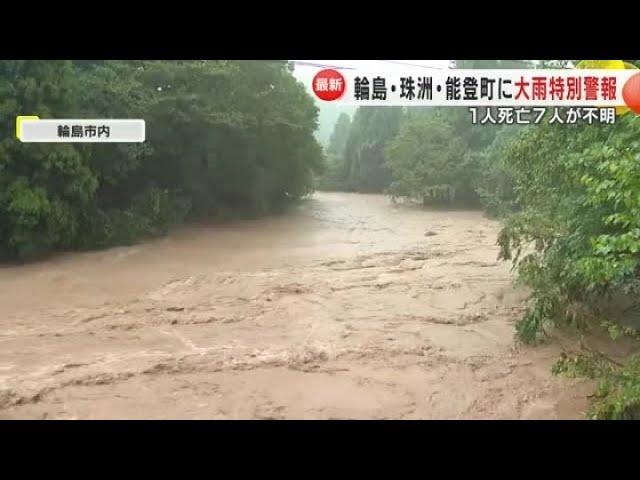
17,118,146,143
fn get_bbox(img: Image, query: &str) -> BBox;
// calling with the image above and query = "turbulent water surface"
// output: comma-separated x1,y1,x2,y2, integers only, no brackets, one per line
0,192,592,419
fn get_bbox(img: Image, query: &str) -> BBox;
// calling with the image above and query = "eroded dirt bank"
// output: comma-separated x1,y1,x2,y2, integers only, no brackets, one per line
0,192,592,419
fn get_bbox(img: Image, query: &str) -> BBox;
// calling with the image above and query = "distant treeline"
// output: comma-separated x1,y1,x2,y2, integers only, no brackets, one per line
316,60,532,209
0,60,324,260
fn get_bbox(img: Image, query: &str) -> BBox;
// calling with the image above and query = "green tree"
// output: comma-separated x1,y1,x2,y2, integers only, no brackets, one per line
342,106,404,192
316,112,351,191
0,61,97,258
326,112,351,157
0,60,324,259
386,115,467,204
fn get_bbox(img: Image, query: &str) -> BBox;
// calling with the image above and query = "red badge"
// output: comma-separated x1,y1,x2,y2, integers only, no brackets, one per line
312,69,346,101
623,72,640,115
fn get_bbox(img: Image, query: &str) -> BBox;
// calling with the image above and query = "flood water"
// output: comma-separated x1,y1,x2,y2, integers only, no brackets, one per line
0,192,592,419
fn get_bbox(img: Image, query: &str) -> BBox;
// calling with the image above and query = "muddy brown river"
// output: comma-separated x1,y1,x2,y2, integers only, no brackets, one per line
0,192,592,419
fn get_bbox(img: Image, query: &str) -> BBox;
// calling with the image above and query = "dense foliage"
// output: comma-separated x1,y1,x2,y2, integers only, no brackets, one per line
385,107,518,206
495,60,640,418
316,112,351,191
0,60,324,260
498,99,640,342
318,106,403,192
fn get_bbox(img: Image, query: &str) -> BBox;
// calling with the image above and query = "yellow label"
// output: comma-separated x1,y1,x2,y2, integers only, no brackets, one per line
16,115,39,140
